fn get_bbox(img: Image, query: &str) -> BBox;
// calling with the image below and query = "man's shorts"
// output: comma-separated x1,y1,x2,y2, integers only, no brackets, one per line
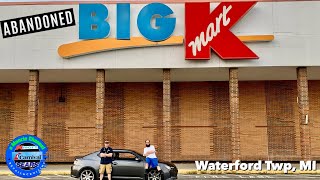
146,158,159,168
99,164,112,174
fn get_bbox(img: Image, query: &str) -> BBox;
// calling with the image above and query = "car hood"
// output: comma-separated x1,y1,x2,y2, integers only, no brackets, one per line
159,161,177,168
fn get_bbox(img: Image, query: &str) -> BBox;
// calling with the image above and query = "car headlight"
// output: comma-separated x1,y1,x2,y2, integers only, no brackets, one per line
164,165,171,170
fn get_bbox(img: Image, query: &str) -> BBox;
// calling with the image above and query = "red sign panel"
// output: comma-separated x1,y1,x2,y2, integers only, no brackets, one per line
185,2,258,60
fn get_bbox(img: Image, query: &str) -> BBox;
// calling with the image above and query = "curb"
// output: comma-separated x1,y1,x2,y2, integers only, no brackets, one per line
179,169,320,175
1,169,320,176
0,171,70,176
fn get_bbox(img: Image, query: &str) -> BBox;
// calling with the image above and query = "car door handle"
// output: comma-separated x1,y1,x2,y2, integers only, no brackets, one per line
112,162,118,165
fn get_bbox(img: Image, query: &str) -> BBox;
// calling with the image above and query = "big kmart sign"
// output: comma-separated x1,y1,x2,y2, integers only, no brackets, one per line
58,1,274,60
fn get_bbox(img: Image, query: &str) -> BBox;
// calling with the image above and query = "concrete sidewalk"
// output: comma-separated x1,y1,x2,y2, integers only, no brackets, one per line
1,163,320,175
0,164,71,175
0,163,195,175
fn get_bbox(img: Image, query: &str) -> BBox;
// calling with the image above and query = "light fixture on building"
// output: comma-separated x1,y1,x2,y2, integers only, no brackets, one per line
59,85,66,103
305,114,309,125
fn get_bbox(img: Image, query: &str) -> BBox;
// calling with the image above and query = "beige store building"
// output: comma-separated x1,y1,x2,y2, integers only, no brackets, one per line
0,0,320,162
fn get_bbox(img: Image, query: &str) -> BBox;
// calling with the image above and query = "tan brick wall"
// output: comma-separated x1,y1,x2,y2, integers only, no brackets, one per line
38,83,96,162
103,83,162,158
309,81,320,159
297,67,311,160
239,81,301,161
66,84,96,158
211,82,232,160
38,83,69,162
96,69,105,150
179,83,212,158
0,85,13,161
171,82,231,161
229,68,240,161
239,82,268,160
104,83,125,151
122,83,162,155
11,84,29,138
265,81,301,161
0,84,28,161
28,70,39,135
0,81,320,162
162,69,172,161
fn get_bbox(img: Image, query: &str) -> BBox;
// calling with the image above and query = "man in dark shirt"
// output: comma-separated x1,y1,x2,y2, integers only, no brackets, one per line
99,140,113,180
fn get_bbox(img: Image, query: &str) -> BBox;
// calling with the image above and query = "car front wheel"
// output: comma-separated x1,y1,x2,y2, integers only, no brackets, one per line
80,169,96,180
147,170,162,180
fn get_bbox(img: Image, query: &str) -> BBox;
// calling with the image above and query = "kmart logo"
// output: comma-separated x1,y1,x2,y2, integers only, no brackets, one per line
58,2,273,60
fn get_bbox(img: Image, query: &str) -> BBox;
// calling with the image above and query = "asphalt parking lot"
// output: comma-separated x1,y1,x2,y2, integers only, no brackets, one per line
180,174,320,179
2,174,320,179
0,175,74,179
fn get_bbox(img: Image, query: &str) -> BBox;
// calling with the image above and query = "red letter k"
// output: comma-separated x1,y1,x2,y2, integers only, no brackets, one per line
185,2,258,60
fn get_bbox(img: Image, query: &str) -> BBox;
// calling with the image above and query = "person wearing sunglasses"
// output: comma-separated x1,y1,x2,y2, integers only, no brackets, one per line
143,139,162,177
99,140,113,180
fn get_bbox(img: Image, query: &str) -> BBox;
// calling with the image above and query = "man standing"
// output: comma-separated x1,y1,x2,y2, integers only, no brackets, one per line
143,140,162,176
99,140,113,180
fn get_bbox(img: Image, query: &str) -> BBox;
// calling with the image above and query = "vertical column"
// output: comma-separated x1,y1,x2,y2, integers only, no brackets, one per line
162,69,172,161
96,69,105,149
229,68,240,161
297,67,311,160
27,70,39,135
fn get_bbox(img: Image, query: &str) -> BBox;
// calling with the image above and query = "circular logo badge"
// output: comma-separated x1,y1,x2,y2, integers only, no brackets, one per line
6,134,48,178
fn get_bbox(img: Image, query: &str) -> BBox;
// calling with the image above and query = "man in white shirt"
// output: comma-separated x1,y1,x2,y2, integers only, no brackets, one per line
143,140,162,175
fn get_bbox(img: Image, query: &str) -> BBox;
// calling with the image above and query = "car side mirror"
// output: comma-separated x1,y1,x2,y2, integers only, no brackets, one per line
97,153,100,157
135,157,141,161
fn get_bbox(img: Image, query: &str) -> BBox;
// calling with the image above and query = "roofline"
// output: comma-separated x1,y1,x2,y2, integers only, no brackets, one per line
0,0,318,6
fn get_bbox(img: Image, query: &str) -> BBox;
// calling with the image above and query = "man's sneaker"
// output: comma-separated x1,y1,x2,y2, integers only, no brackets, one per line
158,169,163,175
144,169,148,180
